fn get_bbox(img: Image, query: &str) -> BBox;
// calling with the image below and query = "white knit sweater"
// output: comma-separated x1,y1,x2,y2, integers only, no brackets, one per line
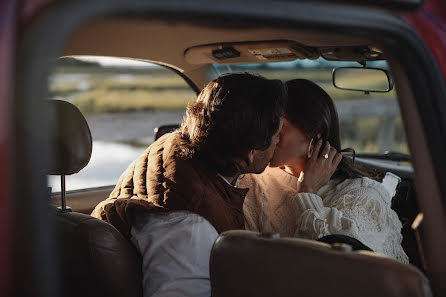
240,166,409,263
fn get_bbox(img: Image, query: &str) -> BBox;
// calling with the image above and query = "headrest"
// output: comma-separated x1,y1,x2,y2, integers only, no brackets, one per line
47,100,92,175
210,230,432,297
153,124,179,141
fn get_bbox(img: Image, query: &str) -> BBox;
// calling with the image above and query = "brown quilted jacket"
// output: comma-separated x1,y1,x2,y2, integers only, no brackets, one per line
91,132,248,238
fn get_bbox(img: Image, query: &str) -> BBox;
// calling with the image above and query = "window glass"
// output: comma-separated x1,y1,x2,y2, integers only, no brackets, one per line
48,56,196,191
211,58,408,155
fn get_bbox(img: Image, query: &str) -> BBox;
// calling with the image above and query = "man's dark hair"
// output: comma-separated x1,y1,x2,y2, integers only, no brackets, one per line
180,73,287,176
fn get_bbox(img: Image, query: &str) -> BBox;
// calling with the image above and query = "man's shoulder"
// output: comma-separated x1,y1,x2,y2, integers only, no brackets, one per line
132,210,217,235
149,130,181,150
147,131,191,159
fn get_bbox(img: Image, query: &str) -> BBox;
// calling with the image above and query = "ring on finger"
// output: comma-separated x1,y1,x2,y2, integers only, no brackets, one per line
323,153,329,159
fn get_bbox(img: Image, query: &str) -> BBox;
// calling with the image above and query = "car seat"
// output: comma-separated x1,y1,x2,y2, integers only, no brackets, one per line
153,124,179,142
47,100,142,297
210,230,432,297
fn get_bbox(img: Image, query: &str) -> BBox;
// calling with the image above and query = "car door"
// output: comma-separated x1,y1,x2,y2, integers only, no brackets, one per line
7,0,446,296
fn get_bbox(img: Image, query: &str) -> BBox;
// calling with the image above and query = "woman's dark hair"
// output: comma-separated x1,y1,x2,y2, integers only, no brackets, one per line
285,79,377,181
180,73,287,176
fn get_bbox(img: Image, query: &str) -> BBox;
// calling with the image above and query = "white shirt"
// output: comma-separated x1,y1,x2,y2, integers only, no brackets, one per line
131,211,218,297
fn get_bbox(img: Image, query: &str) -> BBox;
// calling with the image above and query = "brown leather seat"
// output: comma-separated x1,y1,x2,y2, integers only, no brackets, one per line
55,211,142,297
47,100,142,297
210,230,432,297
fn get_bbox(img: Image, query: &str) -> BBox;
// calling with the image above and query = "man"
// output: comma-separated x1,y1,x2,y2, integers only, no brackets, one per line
91,73,286,296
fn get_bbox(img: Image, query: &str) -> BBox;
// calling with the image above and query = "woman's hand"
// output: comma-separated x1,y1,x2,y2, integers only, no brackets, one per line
298,139,342,194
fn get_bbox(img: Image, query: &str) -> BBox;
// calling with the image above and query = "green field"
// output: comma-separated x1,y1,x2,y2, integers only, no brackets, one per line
49,62,406,154
50,65,395,114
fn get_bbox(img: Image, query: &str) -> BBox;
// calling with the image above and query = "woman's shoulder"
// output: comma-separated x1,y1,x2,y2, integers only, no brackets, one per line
239,166,298,188
322,176,392,205
328,176,382,190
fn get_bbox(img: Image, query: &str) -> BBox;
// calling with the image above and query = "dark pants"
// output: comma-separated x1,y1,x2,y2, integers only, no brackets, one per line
317,234,373,251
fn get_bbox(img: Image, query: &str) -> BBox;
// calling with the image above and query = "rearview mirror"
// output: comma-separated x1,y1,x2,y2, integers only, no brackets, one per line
333,67,393,92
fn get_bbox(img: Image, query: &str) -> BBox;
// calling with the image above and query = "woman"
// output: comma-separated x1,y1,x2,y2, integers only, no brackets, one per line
240,79,409,263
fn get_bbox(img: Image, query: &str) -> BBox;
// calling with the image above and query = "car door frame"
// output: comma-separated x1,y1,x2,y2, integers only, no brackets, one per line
13,1,446,296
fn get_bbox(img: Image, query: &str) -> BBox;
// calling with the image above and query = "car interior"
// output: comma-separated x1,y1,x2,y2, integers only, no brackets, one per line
14,1,446,296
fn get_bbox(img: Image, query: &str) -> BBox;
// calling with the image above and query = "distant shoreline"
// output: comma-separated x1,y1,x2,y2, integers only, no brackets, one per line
85,110,185,143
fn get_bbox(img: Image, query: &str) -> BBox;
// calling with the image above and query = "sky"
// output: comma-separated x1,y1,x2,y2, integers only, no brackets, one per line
73,56,160,68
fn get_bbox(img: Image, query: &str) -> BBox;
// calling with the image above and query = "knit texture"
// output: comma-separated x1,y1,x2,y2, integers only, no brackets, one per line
240,166,409,263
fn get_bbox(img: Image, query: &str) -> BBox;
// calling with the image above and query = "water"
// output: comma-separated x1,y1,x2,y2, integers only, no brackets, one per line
48,141,146,192
83,110,185,142
48,110,185,192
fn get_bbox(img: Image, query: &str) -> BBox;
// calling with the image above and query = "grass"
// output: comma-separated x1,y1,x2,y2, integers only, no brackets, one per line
340,117,409,154
48,64,408,154
74,88,195,113
49,67,396,114
49,69,196,113
97,75,191,89
252,68,333,82
50,82,80,94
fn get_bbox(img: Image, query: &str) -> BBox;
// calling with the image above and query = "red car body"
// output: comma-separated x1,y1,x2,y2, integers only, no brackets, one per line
0,0,445,296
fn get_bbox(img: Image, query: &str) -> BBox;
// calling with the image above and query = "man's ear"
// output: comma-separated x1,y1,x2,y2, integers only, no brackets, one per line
247,149,255,166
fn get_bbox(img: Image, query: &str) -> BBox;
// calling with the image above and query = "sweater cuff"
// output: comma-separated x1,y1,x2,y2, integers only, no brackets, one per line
295,193,324,211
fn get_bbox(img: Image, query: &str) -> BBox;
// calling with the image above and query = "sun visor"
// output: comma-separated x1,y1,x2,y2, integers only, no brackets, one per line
184,40,318,65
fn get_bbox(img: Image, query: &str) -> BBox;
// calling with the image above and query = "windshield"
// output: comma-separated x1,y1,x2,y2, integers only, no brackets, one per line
210,58,408,156
48,56,196,191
